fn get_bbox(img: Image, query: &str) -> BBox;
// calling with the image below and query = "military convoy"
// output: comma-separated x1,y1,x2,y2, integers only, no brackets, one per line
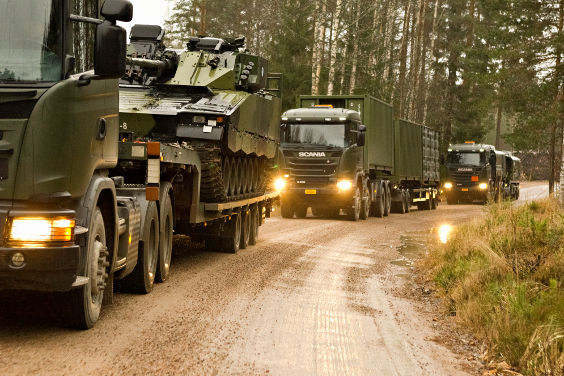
441,142,521,204
276,95,440,221
0,1,281,330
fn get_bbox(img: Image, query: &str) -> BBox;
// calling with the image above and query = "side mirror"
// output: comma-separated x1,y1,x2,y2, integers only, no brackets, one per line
357,125,366,147
489,154,496,165
359,124,367,132
94,20,127,79
101,0,133,22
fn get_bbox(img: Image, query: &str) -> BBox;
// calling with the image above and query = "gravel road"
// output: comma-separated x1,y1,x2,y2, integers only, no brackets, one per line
0,182,549,376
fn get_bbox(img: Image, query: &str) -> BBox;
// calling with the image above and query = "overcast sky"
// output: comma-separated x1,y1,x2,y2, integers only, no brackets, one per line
118,0,174,38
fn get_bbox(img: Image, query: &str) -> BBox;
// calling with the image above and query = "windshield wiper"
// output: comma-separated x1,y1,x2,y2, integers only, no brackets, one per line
0,78,39,84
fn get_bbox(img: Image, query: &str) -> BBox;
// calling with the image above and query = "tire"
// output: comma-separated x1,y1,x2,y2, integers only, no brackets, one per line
404,189,411,213
370,180,384,218
430,192,437,210
419,193,432,210
241,158,249,194
249,205,259,245
156,184,173,283
205,237,221,252
239,208,251,250
234,158,243,195
446,194,457,205
251,159,259,192
280,196,294,219
383,182,391,217
65,207,107,329
121,201,159,294
295,205,308,218
347,186,361,221
311,207,323,217
360,181,370,220
229,157,237,196
222,214,241,254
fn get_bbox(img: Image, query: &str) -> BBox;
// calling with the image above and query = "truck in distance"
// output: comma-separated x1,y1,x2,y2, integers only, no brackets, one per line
276,95,440,221
441,142,520,204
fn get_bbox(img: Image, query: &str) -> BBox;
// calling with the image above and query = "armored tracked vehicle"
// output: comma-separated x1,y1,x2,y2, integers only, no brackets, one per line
118,24,282,203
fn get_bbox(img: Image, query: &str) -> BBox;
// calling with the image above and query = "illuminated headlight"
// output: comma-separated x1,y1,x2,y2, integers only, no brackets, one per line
7,217,75,243
479,183,488,189
444,182,452,189
275,178,286,191
337,181,352,190
193,115,206,124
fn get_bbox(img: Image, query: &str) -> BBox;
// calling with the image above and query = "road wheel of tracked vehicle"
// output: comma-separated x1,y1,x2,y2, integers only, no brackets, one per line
120,201,159,294
240,208,251,250
295,205,308,218
234,158,243,195
222,214,241,254
228,157,237,196
383,182,391,217
404,189,411,213
370,180,385,218
347,186,361,221
66,207,107,329
360,182,371,220
249,205,260,245
252,159,259,192
241,158,249,194
156,184,173,283
222,157,232,197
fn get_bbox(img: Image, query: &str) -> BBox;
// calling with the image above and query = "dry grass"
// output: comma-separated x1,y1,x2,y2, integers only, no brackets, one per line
421,197,564,375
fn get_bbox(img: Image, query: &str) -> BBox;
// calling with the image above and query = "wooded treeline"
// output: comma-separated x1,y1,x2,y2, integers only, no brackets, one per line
165,0,564,191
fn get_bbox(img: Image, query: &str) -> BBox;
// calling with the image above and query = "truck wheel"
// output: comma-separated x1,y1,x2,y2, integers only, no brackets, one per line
446,194,457,205
295,205,308,218
430,192,437,210
121,201,159,294
156,187,174,283
66,207,107,329
404,189,411,213
280,195,294,219
370,181,384,218
360,183,371,220
222,214,241,254
383,182,391,217
347,186,361,221
249,205,260,245
240,208,251,249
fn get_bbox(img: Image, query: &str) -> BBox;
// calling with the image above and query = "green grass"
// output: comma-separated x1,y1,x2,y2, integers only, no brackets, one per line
422,197,564,375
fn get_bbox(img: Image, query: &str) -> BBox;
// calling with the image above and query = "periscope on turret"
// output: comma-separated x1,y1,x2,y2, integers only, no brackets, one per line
118,24,283,203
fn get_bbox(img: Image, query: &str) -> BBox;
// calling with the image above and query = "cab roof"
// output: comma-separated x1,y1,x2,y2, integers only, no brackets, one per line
281,107,361,122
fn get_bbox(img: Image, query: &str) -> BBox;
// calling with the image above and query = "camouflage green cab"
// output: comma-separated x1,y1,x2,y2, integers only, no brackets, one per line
118,25,282,202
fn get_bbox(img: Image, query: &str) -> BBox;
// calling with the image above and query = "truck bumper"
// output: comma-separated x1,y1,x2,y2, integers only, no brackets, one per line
446,187,488,201
0,245,80,291
282,188,353,208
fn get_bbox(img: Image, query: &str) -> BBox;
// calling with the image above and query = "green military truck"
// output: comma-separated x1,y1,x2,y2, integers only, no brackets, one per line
441,142,520,203
276,95,440,221
0,3,279,329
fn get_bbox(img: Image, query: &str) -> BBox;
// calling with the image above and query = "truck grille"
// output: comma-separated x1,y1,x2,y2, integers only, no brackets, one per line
449,168,480,187
287,158,336,178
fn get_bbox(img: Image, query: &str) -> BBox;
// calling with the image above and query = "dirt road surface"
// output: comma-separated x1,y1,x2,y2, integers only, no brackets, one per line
0,182,549,376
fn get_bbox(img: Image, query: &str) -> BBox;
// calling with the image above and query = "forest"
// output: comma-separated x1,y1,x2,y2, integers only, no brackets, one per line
163,0,563,190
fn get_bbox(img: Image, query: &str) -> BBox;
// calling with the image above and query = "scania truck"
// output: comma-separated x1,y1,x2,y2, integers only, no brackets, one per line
276,95,440,221
0,1,278,329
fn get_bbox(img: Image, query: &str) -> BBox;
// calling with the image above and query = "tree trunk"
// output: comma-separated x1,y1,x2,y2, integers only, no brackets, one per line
312,0,320,95
349,0,361,95
410,0,425,120
327,0,343,95
395,0,412,118
315,0,327,94
423,0,440,123
495,104,502,149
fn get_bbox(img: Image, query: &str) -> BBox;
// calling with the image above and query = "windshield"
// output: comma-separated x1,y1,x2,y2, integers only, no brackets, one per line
281,123,350,148
447,151,486,166
0,0,63,84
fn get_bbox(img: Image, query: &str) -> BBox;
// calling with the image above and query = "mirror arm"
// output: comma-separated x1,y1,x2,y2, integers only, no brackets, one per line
78,74,101,87
70,14,104,25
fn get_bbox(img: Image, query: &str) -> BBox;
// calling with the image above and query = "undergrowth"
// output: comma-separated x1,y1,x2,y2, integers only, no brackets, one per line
422,197,564,375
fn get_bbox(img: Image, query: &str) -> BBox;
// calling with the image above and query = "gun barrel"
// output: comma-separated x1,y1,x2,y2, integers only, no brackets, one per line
126,57,170,70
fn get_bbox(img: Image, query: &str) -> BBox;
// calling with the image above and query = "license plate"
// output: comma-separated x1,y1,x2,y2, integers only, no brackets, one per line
462,188,468,191
305,190,316,194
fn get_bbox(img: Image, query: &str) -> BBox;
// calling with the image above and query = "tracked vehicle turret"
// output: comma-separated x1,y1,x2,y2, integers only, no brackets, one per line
118,24,282,202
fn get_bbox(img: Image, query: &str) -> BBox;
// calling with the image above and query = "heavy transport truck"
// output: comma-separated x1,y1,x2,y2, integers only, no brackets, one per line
0,1,279,329
441,142,521,203
276,95,440,221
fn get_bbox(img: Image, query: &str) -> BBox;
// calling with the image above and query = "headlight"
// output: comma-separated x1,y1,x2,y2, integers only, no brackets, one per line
479,183,488,189
336,181,352,190
193,115,206,124
275,178,286,191
7,217,75,243
444,182,452,189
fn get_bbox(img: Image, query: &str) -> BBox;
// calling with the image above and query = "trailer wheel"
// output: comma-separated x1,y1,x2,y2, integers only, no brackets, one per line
222,214,241,254
347,186,361,221
240,209,251,249
360,182,371,220
370,180,384,218
66,206,107,329
431,192,437,210
121,201,159,294
156,186,173,283
404,189,411,213
249,205,259,245
280,196,294,218
295,205,308,218
383,182,391,217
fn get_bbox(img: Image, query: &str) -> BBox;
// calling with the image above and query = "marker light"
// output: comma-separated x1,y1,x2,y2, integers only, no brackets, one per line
444,182,452,189
336,181,352,190
275,178,286,191
8,217,75,243
479,183,488,189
